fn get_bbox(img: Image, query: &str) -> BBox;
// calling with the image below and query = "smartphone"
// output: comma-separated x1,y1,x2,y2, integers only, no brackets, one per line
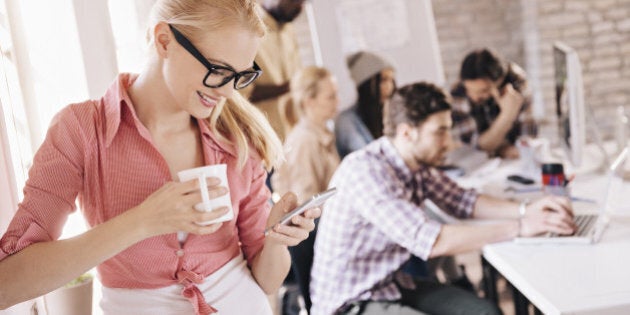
264,187,337,235
507,174,535,185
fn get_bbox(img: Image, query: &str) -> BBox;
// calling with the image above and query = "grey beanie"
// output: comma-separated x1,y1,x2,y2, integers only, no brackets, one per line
346,51,394,87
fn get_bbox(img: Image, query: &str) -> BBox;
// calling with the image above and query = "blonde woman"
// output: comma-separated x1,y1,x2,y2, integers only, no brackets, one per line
0,1,319,314
272,66,340,204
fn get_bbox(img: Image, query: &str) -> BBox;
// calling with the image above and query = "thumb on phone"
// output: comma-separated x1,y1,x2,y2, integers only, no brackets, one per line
266,192,298,228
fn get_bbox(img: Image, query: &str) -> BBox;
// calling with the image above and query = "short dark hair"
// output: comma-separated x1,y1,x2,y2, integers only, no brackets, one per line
383,82,451,137
460,48,506,82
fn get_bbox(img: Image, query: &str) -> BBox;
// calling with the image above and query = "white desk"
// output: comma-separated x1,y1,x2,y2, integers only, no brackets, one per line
450,143,630,314
483,216,630,315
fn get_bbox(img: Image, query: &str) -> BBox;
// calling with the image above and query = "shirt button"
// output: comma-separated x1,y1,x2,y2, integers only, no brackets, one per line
176,249,184,257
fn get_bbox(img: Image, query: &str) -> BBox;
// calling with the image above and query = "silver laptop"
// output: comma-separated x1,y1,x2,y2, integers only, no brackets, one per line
514,147,628,245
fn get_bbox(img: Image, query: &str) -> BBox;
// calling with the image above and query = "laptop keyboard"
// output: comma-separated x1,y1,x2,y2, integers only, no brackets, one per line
550,214,598,237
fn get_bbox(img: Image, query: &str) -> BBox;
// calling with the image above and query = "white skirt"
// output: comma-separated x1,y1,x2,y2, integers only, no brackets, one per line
100,255,272,315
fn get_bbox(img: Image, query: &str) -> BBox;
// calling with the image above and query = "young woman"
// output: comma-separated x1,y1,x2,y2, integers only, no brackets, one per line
334,51,396,159
272,66,340,203
0,1,319,314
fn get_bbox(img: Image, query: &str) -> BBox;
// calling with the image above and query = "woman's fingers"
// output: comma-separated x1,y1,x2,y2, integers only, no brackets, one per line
301,207,322,220
177,177,222,195
194,206,230,222
265,228,307,247
289,212,316,231
188,222,224,235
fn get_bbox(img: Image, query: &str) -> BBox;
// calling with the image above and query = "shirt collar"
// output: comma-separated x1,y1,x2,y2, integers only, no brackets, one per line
197,118,237,158
103,73,137,148
101,73,236,157
378,137,415,184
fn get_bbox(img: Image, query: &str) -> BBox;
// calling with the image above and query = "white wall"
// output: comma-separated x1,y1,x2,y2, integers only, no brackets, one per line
309,0,445,110
0,93,18,234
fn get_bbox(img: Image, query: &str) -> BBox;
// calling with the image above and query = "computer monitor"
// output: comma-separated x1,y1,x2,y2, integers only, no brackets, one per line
553,41,586,168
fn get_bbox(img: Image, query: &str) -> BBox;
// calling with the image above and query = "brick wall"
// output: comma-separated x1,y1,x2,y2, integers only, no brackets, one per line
433,0,630,139
433,0,525,90
536,0,630,136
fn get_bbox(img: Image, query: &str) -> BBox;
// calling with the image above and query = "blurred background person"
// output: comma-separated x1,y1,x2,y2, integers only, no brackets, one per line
450,48,536,159
273,66,340,204
243,0,306,141
272,66,340,314
335,51,396,159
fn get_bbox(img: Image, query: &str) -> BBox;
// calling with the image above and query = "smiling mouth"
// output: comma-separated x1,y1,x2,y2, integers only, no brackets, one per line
197,91,217,108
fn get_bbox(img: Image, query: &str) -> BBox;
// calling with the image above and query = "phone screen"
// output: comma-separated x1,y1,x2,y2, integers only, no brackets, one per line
263,187,337,235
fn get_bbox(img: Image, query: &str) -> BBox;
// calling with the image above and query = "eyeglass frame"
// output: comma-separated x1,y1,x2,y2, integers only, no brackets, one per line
168,24,262,90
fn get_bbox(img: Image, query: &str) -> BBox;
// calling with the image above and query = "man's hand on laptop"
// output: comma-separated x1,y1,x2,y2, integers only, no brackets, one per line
519,196,577,237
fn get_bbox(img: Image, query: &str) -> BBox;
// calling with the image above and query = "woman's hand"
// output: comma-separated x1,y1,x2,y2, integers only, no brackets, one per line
129,177,230,238
520,195,576,236
265,193,322,247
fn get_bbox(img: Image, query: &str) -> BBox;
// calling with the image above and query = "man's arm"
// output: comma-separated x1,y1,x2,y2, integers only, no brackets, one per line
472,194,519,219
429,221,518,258
429,194,576,258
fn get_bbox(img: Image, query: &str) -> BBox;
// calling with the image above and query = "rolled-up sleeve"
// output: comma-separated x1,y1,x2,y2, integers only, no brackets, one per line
236,161,271,266
0,107,85,261
350,158,441,261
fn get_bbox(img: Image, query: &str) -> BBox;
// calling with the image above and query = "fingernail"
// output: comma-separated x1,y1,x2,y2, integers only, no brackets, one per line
207,177,221,185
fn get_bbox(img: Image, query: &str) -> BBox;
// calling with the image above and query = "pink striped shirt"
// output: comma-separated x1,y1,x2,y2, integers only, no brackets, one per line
0,73,271,314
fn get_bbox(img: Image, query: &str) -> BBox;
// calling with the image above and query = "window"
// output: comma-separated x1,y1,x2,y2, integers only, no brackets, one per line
0,0,155,234
0,1,32,234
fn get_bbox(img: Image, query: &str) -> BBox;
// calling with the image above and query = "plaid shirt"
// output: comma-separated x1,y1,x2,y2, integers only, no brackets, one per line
310,137,478,315
450,63,536,152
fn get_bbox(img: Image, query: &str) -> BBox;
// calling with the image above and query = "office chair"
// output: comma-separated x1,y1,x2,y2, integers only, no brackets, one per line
287,218,319,313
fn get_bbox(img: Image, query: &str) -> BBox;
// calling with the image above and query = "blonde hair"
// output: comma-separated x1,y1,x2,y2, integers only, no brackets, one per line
148,0,282,169
290,66,333,118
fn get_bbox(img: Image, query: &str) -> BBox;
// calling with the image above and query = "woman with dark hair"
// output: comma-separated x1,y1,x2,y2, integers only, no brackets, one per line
334,51,396,159
451,48,536,158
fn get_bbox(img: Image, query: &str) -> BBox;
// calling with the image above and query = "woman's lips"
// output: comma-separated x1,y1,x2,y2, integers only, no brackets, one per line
198,91,218,108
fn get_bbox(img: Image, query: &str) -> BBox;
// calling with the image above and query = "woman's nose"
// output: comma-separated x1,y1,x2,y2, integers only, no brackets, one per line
213,83,234,99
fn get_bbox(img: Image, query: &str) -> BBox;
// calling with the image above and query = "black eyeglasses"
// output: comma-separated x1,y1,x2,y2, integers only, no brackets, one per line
168,24,262,90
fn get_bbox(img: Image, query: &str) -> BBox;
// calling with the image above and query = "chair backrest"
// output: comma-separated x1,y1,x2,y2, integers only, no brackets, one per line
288,219,318,313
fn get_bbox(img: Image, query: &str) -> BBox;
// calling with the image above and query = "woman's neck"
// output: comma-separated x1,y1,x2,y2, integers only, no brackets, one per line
128,67,193,135
305,113,328,128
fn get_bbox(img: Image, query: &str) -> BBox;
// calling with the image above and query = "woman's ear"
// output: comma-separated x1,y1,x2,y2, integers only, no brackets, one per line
152,22,172,58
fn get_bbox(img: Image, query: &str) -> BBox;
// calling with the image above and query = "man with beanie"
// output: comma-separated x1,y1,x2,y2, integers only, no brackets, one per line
335,51,396,159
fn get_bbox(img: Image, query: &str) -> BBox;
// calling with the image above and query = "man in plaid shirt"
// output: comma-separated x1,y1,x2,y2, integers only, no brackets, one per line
310,82,575,315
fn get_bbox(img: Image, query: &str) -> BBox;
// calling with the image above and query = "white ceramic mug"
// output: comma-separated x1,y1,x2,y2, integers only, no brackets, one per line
177,164,233,225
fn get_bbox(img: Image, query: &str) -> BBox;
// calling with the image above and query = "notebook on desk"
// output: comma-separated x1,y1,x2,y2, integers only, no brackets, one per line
514,147,628,245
